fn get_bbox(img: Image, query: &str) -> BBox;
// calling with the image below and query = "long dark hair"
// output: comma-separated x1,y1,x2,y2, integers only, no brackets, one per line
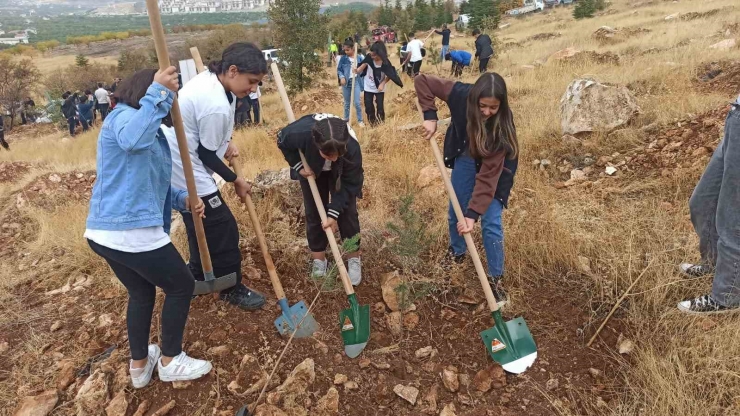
115,69,172,127
466,72,518,160
207,42,267,75
369,41,388,63
312,117,352,191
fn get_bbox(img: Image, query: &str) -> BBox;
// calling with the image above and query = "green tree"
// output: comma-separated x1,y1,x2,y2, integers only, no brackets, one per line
434,0,449,26
573,0,596,19
469,0,499,30
379,0,395,26
0,57,40,130
117,49,152,77
395,10,414,41
413,0,431,31
269,0,326,93
75,54,89,68
395,0,404,13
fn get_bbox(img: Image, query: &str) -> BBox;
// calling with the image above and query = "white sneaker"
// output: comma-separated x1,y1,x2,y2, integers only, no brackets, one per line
311,259,328,278
157,352,212,382
130,344,161,389
348,257,362,286
358,121,366,128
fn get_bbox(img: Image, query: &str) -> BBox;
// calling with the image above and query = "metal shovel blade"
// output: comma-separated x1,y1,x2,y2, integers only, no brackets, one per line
193,271,237,296
274,299,320,338
480,310,537,374
339,293,370,358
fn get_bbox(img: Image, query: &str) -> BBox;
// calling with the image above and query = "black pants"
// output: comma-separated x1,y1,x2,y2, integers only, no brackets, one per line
364,92,385,125
250,98,260,124
181,190,242,293
235,110,250,128
66,117,76,136
99,103,110,121
411,60,422,76
299,174,361,252
452,62,465,77
479,57,490,73
88,240,194,360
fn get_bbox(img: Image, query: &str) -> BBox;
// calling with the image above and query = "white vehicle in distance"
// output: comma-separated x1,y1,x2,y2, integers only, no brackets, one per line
262,48,281,65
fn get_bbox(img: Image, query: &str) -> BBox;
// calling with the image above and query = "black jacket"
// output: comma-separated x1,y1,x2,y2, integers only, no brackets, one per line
61,97,76,119
278,114,364,219
439,82,517,208
475,34,494,59
359,55,404,89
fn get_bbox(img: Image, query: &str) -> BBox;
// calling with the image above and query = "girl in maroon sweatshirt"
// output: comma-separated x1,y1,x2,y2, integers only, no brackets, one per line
416,72,519,305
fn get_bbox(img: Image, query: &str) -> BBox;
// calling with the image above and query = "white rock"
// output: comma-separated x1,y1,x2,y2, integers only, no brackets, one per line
415,346,436,359
664,14,677,20
439,402,457,416
48,174,62,183
393,384,419,405
570,169,586,180
617,335,635,354
605,166,618,176
560,79,641,135
333,374,348,385
709,39,736,50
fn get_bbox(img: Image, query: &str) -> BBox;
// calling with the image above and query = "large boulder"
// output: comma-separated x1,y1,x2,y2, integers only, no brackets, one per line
560,79,641,135
75,369,110,416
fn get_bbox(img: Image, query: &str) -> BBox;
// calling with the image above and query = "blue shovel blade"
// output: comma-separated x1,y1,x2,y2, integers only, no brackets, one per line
274,299,319,338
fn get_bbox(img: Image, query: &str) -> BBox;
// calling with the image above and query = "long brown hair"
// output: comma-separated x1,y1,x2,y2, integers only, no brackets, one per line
465,72,518,160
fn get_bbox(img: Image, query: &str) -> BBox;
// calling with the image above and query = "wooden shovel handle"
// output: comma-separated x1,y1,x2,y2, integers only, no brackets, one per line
270,62,355,296
145,0,213,274
190,47,205,73
231,160,286,300
347,43,357,125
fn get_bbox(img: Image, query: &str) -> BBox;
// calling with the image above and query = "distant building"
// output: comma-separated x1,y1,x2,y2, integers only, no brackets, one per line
157,0,269,14
0,35,29,45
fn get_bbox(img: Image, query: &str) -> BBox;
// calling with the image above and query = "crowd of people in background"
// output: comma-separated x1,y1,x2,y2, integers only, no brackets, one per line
60,78,121,137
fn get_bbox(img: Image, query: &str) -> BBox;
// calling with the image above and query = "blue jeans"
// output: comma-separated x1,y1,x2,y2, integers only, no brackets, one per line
441,45,450,61
449,155,504,277
689,104,740,306
342,78,363,123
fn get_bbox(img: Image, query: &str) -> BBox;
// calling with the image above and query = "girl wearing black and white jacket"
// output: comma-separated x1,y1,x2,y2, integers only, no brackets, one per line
277,114,364,285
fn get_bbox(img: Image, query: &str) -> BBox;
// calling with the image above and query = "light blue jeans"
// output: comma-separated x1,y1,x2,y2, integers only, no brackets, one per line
342,78,363,123
449,155,505,277
441,45,450,61
689,104,740,306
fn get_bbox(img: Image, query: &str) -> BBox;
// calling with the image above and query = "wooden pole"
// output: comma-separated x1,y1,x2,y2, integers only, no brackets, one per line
145,0,213,275
190,46,205,73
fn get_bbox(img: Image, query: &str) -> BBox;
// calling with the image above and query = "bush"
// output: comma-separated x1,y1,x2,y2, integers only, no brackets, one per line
573,0,606,19
44,63,116,99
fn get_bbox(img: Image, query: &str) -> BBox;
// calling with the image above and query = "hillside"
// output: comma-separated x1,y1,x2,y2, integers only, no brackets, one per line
2,0,740,415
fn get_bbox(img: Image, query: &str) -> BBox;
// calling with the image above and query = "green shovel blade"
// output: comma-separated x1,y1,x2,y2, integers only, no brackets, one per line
480,310,537,374
339,293,370,358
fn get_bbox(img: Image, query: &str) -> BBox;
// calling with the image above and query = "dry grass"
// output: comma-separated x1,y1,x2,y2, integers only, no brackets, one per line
31,54,119,77
2,0,740,413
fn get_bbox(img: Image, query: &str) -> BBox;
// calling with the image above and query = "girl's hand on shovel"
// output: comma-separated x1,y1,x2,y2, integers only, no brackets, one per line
154,66,180,93
299,168,315,179
423,120,437,140
185,197,206,219
322,218,339,233
456,218,475,235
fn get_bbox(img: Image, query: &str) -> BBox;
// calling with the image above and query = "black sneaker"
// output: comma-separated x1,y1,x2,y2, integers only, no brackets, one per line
677,294,738,314
220,283,266,311
488,275,508,306
679,263,713,277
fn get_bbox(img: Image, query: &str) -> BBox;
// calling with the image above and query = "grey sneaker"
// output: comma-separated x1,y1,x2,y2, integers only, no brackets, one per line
679,263,712,277
348,257,362,286
130,344,161,389
311,259,328,278
677,294,738,314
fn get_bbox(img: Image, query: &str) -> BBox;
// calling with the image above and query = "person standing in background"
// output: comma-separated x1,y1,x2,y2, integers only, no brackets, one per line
0,114,7,151
473,29,494,73
61,92,77,137
434,24,452,62
248,84,261,125
21,97,35,125
234,96,251,129
77,95,95,132
402,32,424,77
337,39,365,127
95,83,111,121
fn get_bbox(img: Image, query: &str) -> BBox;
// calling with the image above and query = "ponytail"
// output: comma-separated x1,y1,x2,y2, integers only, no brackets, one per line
312,117,351,191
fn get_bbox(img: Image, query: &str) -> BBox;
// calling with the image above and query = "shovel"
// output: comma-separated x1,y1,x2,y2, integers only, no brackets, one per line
145,0,236,295
230,159,319,338
270,62,370,358
427,136,537,374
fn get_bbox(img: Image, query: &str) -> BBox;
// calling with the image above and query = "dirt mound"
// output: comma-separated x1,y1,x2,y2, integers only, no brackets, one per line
5,123,60,144
680,7,729,21
0,162,32,183
16,170,96,211
695,60,740,97
292,86,343,115
549,106,727,189
526,32,561,42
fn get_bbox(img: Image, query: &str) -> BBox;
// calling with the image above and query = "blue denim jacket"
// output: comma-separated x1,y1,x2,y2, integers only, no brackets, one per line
86,82,188,234
337,54,365,84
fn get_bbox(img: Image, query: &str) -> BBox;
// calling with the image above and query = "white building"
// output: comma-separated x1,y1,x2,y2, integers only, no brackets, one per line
0,35,29,46
158,0,268,14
